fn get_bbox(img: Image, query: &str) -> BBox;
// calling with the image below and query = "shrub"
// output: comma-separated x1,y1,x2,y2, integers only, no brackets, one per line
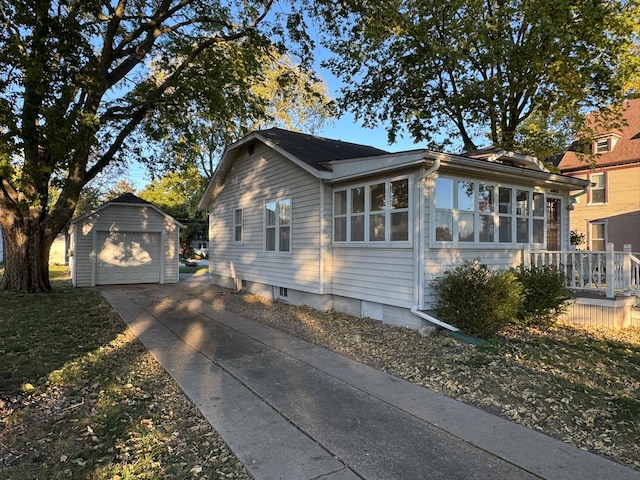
432,259,523,339
512,265,569,327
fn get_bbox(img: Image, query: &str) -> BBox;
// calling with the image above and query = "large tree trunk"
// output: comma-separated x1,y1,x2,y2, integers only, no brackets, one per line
0,215,56,293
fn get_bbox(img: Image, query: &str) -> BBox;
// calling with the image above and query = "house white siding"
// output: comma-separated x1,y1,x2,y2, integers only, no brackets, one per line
329,249,415,307
70,203,180,287
209,144,322,294
200,128,590,331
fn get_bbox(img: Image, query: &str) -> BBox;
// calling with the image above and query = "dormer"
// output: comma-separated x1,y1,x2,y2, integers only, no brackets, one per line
593,133,622,154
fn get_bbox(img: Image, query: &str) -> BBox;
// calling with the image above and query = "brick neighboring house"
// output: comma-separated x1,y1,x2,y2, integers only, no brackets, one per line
556,98,640,251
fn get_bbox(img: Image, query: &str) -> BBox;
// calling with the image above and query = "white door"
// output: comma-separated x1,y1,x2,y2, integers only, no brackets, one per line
96,231,161,285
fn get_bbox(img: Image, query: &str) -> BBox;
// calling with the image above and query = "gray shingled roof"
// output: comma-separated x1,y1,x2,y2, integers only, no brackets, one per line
257,128,389,171
107,192,153,205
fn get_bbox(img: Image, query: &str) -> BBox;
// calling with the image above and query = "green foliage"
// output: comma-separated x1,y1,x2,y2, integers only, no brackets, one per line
313,0,640,155
433,261,573,337
432,259,523,339
512,266,570,327
570,229,586,247
138,168,208,251
145,52,335,179
0,0,313,291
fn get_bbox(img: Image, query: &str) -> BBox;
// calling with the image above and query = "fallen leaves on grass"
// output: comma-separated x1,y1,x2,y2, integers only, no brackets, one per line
0,329,250,480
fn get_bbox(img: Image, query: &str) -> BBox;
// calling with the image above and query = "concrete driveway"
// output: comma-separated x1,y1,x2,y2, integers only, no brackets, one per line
100,280,640,480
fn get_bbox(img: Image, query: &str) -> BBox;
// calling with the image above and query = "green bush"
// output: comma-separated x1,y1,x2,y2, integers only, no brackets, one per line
512,265,569,327
432,259,523,339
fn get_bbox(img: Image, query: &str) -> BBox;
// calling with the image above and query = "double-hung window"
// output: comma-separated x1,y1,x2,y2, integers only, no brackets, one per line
589,173,606,204
590,222,606,251
333,177,410,245
233,208,243,243
434,176,546,246
265,198,291,253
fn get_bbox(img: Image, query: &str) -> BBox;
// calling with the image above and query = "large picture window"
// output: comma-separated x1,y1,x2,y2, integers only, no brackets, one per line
333,177,410,245
434,176,547,246
265,198,291,253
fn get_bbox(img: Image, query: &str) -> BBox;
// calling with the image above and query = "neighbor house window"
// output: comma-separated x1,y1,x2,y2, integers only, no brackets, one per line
595,138,609,154
333,176,411,244
265,198,291,252
589,173,606,204
434,176,546,246
590,222,605,251
234,208,243,243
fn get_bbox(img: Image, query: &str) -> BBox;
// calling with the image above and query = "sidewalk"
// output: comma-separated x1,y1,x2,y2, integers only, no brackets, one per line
100,281,640,480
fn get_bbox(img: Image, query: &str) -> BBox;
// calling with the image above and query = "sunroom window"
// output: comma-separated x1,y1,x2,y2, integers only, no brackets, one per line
333,177,410,245
434,176,546,246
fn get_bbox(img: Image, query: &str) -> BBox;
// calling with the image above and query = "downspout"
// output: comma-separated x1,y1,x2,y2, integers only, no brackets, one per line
318,180,325,295
410,306,459,332
411,157,460,332
570,183,590,207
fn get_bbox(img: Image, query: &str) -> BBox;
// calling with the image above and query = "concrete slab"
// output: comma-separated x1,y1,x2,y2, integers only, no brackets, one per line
100,283,640,480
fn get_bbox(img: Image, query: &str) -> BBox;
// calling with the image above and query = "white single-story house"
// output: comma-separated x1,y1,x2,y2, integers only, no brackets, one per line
69,193,183,287
198,128,590,329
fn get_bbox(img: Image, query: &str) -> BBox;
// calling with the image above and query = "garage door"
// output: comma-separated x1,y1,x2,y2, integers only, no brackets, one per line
96,231,161,285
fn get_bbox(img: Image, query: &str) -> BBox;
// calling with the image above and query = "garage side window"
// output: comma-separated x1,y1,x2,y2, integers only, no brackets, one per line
265,198,291,253
233,208,243,243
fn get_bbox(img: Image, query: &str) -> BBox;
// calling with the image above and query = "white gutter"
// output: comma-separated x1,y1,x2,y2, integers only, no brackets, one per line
571,184,591,202
412,157,460,332
419,157,441,179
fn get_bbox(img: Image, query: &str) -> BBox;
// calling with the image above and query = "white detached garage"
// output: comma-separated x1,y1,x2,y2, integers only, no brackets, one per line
69,193,183,287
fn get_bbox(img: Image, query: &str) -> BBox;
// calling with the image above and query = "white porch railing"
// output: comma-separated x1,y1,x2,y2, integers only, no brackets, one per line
524,243,640,299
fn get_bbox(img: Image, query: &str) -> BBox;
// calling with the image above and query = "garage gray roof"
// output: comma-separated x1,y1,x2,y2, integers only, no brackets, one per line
107,192,153,205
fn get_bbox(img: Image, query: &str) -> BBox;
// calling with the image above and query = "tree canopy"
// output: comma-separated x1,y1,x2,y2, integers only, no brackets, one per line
138,167,207,252
312,0,640,156
0,0,314,292
145,51,335,179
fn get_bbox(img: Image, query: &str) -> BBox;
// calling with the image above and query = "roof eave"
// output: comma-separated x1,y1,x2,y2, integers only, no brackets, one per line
71,201,184,228
198,131,332,209
439,154,591,190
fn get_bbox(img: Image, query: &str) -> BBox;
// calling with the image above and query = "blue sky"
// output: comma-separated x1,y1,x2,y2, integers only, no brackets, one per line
127,70,426,190
126,17,430,190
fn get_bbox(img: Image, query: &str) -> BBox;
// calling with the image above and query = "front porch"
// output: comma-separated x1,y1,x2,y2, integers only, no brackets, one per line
523,244,640,328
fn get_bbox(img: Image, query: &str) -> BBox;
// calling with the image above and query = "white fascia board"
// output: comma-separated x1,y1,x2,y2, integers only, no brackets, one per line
325,150,433,183
198,139,248,210
70,202,184,228
438,154,591,190
198,131,332,209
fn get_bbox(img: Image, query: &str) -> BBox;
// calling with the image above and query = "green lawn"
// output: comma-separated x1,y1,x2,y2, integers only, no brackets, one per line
0,265,248,480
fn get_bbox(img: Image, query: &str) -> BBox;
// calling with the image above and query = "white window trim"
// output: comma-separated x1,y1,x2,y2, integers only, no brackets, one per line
430,175,548,248
332,175,412,247
233,207,243,244
264,197,292,254
594,138,610,154
588,172,606,205
590,220,607,251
